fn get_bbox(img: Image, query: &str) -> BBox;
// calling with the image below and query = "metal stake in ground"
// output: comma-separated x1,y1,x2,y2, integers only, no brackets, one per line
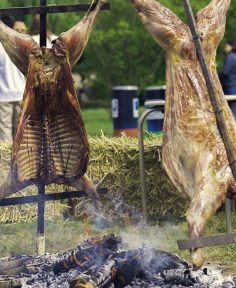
36,0,47,256
37,184,45,255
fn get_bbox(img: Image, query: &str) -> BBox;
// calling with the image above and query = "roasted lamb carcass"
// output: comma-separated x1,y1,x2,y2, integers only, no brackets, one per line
0,0,105,207
132,0,236,267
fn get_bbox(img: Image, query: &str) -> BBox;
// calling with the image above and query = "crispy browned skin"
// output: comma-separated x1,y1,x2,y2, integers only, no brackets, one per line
0,0,105,206
131,0,235,267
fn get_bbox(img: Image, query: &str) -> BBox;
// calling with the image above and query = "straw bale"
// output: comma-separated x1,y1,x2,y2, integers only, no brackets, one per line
87,134,189,219
0,136,189,223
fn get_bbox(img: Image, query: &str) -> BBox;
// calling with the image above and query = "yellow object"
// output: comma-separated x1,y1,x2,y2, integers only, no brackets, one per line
70,274,95,288
73,282,94,288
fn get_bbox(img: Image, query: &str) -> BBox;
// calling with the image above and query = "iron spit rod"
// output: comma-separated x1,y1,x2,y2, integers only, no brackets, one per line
225,198,233,233
144,96,236,108
37,184,45,235
178,232,236,250
0,3,110,16
40,0,47,47
0,188,108,206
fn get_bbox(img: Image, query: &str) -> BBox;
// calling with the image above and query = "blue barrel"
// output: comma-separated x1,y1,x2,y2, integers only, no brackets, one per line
112,86,139,136
145,86,165,134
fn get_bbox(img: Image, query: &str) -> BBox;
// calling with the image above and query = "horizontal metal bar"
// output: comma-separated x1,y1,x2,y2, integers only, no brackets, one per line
177,232,236,250
144,95,236,108
226,95,236,101
144,100,165,108
0,2,110,16
0,188,107,207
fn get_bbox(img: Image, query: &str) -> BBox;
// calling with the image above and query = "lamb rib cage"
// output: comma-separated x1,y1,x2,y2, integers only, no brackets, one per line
0,0,110,252
0,0,108,198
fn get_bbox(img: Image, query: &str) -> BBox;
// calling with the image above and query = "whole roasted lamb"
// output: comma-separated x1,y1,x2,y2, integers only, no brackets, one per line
131,0,236,268
0,0,105,207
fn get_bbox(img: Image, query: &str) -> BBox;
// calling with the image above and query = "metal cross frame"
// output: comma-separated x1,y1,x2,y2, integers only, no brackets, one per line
0,0,110,254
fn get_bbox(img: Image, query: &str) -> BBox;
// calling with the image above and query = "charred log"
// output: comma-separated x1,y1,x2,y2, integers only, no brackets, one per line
0,235,234,287
52,234,122,275
70,259,116,288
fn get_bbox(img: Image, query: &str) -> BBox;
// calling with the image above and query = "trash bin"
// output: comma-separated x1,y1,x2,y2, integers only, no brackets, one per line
112,86,139,137
145,86,165,134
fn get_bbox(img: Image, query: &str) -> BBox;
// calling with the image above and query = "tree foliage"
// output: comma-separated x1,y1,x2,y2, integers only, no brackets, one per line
78,0,236,100
0,0,235,101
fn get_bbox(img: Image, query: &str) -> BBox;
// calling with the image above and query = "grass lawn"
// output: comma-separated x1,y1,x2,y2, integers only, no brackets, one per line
0,212,235,275
81,107,113,136
81,106,147,136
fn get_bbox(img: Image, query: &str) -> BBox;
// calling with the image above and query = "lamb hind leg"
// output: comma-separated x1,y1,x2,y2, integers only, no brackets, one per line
186,185,226,269
0,175,14,200
72,174,101,209
0,172,24,201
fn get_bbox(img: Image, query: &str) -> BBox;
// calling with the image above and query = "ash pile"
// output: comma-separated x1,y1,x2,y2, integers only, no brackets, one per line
0,234,235,288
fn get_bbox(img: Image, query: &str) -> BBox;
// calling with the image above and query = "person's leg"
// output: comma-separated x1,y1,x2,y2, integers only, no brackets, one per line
12,101,21,140
0,102,13,141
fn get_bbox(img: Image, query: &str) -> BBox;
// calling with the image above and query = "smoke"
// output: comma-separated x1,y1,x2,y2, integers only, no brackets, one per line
120,223,185,252
77,190,186,260
77,191,143,231
75,189,191,278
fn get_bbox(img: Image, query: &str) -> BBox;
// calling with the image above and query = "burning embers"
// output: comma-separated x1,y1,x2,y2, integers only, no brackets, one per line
0,234,235,288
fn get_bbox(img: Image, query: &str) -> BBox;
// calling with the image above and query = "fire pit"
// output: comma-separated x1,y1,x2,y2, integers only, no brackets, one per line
0,234,235,288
